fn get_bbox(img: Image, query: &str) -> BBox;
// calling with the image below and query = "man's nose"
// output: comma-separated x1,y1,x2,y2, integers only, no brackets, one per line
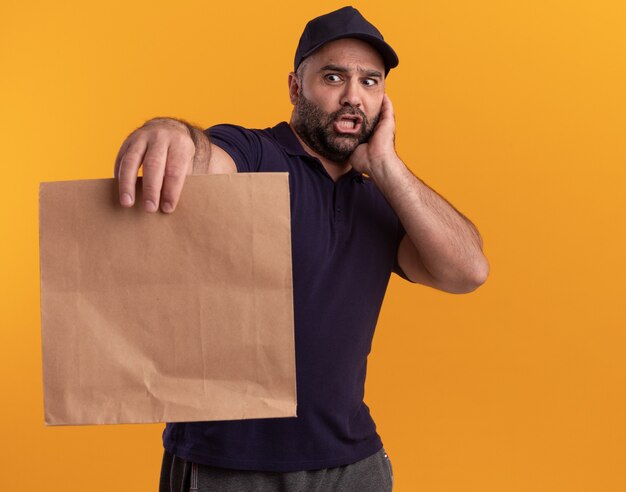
339,79,362,108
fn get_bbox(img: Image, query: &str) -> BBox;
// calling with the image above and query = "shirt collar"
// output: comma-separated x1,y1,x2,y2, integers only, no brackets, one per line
270,121,311,158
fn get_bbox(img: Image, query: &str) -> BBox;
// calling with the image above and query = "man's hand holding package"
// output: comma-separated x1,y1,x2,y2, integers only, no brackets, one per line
113,118,236,213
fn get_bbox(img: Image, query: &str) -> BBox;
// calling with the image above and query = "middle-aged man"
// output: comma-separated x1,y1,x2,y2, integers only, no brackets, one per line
114,6,489,491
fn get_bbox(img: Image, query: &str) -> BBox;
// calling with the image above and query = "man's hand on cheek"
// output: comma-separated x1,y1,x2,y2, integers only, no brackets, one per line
348,94,399,175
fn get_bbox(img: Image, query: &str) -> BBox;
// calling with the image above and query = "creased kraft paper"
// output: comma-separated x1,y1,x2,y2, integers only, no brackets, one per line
39,173,296,425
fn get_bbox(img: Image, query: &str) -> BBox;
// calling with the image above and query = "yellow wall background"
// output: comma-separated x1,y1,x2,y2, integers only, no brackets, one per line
1,0,625,490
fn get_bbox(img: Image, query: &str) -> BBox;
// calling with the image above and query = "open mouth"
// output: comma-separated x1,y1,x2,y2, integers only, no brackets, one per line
333,114,363,134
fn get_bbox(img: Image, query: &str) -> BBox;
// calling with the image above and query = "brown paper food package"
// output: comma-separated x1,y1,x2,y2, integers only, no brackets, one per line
39,173,297,425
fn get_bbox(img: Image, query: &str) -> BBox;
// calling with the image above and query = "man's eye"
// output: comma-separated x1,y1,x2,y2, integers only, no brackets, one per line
363,78,377,87
325,74,342,82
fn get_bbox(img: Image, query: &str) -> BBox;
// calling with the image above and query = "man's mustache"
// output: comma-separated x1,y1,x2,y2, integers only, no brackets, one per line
326,107,381,143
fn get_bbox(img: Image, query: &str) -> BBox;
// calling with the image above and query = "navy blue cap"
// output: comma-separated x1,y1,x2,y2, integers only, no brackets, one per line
294,6,399,76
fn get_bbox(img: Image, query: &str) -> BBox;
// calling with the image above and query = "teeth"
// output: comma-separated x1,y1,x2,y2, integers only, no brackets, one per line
338,120,356,129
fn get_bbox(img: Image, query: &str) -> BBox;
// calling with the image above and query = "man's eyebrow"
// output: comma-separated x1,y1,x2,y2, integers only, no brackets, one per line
318,64,383,78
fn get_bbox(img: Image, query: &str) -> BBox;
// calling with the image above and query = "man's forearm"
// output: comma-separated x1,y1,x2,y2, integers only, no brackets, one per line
369,156,488,286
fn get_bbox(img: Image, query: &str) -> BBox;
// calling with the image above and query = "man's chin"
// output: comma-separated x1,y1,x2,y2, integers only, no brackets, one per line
317,141,356,163
329,132,361,147
332,130,361,139
329,143,358,157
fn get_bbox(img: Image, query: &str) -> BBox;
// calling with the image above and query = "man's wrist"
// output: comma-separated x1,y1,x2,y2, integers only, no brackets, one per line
367,154,406,183
186,125,211,174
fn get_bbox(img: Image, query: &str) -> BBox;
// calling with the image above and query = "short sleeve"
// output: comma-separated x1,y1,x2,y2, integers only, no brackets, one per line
205,124,263,173
392,219,417,283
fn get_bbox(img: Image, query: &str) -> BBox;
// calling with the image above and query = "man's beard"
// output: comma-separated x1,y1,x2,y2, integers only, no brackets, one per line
291,91,380,164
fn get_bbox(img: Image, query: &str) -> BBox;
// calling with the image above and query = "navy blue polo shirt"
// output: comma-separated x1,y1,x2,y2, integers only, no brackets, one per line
163,121,409,472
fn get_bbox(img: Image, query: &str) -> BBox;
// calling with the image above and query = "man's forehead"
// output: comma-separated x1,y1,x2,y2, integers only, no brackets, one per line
304,38,385,73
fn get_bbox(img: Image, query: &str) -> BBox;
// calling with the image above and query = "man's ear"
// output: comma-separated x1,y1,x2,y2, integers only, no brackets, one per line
287,72,300,105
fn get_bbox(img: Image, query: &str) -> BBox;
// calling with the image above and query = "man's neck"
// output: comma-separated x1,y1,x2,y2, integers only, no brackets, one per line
288,122,353,182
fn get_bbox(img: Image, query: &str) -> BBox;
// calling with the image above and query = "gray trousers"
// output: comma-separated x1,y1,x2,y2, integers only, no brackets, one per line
159,447,394,492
